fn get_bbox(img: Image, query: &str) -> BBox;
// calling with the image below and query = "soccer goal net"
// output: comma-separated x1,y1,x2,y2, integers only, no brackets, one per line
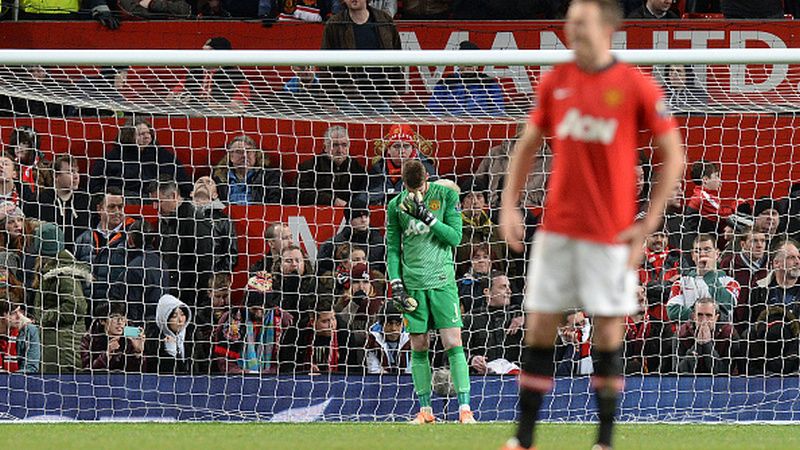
0,48,798,423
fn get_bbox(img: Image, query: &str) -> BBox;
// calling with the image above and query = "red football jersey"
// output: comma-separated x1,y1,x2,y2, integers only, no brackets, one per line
530,61,677,243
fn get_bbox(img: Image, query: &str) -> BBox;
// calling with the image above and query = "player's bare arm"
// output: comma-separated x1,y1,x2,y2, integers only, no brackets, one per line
617,128,684,268
499,125,544,253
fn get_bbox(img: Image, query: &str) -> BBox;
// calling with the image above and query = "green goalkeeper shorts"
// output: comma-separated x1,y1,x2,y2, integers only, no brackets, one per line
404,285,462,334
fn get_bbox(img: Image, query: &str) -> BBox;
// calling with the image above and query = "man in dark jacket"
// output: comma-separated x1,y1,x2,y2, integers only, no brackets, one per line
317,206,385,274
150,177,186,292
178,187,239,308
89,118,192,202
296,125,368,207
321,0,401,51
626,0,679,18
462,272,524,374
107,220,170,324
720,227,768,330
74,187,136,324
35,154,91,252
153,177,238,309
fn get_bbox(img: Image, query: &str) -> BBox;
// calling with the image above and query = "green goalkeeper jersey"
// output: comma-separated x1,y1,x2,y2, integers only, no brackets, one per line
386,181,463,290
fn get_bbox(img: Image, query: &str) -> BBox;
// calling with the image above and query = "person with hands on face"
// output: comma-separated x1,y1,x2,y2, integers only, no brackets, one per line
677,297,741,374
554,310,594,376
385,159,475,424
667,234,740,323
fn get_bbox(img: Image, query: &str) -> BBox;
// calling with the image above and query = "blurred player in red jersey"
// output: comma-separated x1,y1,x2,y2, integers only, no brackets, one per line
499,1,685,449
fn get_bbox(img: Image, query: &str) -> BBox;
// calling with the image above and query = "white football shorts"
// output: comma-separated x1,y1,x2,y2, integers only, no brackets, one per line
524,231,638,317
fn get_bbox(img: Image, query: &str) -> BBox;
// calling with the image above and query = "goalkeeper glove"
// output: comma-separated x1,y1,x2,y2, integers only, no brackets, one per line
399,192,436,226
93,5,120,30
390,279,418,313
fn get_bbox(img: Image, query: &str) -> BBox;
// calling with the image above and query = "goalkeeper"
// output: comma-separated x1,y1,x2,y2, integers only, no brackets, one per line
386,159,475,424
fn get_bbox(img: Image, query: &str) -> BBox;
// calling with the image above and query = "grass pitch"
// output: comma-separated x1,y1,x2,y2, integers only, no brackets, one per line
3,422,799,450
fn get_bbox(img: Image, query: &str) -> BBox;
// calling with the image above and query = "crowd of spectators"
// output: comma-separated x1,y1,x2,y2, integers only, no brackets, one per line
0,116,797,377
0,0,799,378
3,0,799,23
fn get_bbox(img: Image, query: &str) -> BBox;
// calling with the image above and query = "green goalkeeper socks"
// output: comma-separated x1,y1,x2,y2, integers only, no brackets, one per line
446,346,471,408
411,350,432,408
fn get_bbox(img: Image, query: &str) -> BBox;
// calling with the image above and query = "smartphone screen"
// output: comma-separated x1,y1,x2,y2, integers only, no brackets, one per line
123,326,140,338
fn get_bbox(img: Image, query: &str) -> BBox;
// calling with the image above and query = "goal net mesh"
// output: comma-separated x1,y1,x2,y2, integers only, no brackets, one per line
0,53,798,422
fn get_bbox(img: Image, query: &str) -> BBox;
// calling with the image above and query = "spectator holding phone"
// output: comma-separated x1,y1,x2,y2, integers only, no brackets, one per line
80,301,145,372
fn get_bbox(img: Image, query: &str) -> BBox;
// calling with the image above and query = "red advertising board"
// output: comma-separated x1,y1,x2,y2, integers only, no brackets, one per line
2,20,800,105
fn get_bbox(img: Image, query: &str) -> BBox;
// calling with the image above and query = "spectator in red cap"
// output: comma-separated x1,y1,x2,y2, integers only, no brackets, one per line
367,124,437,205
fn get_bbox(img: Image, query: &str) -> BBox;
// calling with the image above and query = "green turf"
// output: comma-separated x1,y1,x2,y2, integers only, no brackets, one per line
1,422,799,450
